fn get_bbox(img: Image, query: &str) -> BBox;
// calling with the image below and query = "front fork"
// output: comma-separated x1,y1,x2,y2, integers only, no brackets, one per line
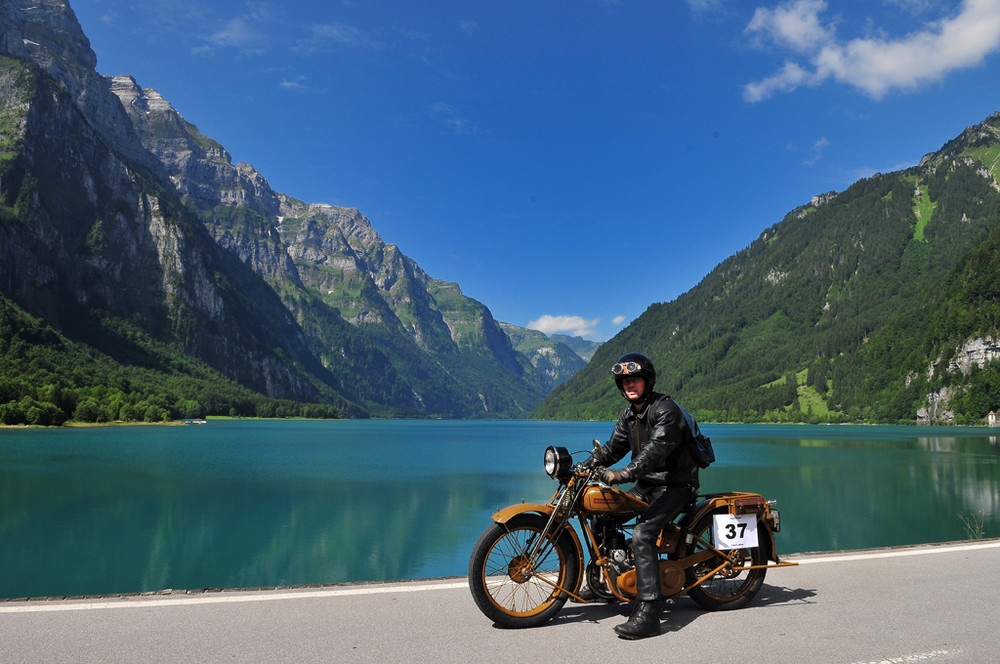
517,477,589,601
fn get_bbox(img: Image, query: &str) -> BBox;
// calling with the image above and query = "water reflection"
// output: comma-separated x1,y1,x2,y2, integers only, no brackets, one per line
0,468,518,598
1,421,998,598
702,425,1000,555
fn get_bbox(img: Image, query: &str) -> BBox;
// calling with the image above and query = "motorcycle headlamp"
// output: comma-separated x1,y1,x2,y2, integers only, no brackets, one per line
543,446,573,480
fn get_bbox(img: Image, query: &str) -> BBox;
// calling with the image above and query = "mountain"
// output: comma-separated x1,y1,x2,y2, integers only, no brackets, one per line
106,75,555,417
499,323,600,390
534,112,1000,424
0,0,584,422
551,334,601,362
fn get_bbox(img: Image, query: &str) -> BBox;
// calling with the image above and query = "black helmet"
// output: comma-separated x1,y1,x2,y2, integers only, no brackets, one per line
611,352,656,400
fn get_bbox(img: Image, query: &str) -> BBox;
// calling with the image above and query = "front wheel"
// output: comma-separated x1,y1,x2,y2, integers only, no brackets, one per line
468,513,580,628
685,511,770,611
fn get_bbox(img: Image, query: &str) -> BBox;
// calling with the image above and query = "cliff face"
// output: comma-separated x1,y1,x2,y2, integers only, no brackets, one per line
1,1,165,177
0,2,179,332
0,54,334,404
0,0,567,417
0,58,167,327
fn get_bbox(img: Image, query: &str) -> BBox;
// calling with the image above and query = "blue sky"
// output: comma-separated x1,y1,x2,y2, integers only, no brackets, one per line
70,0,1000,341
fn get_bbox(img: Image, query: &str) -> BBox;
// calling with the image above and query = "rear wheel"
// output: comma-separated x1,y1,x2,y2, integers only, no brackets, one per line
685,511,770,610
468,513,580,628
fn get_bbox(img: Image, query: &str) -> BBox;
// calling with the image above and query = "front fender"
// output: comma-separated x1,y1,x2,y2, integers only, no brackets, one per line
489,502,586,597
490,503,555,523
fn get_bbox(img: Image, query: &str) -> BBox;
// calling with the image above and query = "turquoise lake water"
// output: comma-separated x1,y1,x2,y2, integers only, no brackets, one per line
1,419,998,599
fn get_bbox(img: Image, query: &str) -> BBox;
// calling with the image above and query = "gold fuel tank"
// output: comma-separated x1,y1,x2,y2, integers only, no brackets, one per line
580,486,648,515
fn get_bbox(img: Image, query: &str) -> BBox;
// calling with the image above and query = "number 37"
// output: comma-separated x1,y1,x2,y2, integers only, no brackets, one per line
724,521,747,539
712,513,759,550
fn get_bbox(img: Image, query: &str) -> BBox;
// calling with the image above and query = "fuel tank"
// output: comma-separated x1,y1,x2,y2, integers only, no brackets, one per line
580,486,648,515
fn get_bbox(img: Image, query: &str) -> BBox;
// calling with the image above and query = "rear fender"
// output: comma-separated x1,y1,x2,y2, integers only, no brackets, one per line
679,492,779,562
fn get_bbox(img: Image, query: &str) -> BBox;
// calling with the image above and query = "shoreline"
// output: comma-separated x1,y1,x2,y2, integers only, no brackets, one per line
5,417,1000,429
1,415,346,430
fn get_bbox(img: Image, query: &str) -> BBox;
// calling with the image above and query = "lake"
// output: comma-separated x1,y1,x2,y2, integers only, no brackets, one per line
1,420,998,599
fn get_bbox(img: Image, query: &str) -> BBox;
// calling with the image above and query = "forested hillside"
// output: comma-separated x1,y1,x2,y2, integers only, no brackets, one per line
837,220,1000,424
534,113,1000,424
0,294,346,425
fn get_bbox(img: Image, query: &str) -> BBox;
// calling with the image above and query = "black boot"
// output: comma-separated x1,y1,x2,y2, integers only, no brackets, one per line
614,600,660,639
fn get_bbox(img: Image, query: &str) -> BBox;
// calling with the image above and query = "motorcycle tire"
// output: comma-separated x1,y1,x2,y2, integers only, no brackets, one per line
468,513,580,628
684,510,771,611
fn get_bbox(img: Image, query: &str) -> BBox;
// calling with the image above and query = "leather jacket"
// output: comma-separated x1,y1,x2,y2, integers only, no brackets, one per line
594,392,699,489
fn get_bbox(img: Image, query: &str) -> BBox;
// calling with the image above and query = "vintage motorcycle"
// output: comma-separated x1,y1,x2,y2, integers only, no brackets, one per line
468,442,797,628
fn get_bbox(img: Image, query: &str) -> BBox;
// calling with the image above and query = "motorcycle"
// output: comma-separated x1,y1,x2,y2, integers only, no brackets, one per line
468,442,797,628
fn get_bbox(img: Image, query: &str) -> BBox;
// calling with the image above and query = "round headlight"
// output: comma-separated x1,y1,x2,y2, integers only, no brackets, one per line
543,446,572,479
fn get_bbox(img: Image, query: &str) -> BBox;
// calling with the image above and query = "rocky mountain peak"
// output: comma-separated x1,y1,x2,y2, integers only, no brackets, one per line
109,75,173,114
0,1,165,178
923,111,1000,186
1,0,96,71
108,76,285,219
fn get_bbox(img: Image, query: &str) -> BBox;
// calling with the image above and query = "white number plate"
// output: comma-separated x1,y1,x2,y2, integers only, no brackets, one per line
713,513,759,550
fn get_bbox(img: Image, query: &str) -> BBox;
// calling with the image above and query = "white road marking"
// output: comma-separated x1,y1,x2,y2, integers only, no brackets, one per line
2,539,998,614
0,581,469,613
845,649,959,664
787,539,1000,564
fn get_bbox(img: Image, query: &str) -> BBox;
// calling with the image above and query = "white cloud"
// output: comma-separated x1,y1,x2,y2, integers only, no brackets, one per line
429,102,476,135
612,315,627,326
743,60,814,102
687,0,726,11
884,0,948,14
804,136,830,165
209,16,265,49
527,315,601,338
310,22,381,49
280,78,307,92
744,0,1000,101
204,3,278,54
746,0,834,53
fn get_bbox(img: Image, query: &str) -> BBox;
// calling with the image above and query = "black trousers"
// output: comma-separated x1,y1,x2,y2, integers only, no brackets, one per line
629,484,698,601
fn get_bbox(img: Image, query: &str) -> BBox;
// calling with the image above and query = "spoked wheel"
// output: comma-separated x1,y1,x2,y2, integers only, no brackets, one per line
685,511,770,610
468,513,580,628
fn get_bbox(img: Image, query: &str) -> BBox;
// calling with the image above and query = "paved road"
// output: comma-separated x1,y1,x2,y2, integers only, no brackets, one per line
2,540,998,664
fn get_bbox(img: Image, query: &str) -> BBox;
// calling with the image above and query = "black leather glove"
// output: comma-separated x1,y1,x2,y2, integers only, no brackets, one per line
602,468,632,485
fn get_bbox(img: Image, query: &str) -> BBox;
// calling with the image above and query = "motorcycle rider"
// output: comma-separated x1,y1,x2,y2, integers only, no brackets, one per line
584,352,700,640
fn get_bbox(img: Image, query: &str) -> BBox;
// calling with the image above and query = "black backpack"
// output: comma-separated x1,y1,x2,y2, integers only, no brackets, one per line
675,401,715,469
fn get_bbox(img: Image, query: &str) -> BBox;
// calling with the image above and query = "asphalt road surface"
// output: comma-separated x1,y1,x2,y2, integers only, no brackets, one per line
2,539,998,664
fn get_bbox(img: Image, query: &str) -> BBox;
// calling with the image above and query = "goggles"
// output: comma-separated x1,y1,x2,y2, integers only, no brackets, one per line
611,361,643,375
